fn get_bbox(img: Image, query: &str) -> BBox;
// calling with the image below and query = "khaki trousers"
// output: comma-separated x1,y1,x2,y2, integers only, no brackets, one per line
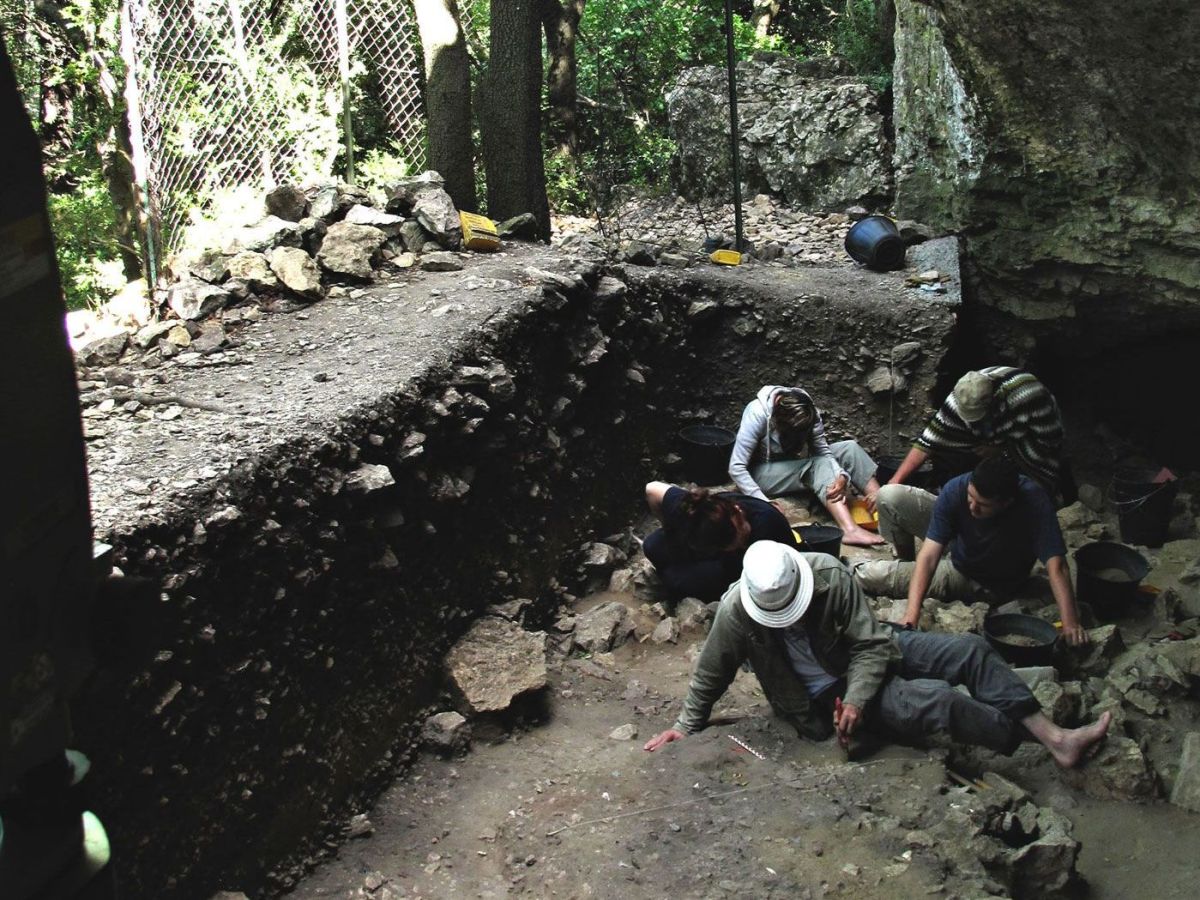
854,485,998,604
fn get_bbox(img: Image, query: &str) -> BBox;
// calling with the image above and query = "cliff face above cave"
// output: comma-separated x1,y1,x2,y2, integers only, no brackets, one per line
893,0,1200,348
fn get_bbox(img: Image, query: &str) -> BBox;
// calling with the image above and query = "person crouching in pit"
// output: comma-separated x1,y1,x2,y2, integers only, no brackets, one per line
729,385,884,547
642,481,798,604
644,541,1110,767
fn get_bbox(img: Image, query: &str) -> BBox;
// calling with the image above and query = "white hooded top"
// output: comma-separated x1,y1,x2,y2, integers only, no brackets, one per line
728,385,844,501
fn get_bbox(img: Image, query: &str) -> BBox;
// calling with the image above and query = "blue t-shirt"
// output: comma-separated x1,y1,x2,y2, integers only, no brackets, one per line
925,473,1066,593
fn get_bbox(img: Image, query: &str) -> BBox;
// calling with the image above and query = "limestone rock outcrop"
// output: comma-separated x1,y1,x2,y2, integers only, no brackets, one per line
892,0,1200,347
666,56,891,210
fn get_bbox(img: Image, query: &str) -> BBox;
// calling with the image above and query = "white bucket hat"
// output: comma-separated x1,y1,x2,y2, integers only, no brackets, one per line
952,371,994,424
739,541,814,628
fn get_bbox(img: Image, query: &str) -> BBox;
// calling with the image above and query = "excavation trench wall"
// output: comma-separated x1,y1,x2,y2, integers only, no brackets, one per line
74,249,955,897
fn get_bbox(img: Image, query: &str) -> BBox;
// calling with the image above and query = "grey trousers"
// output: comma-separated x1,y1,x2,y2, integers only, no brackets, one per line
871,631,1041,754
854,484,997,603
751,440,877,499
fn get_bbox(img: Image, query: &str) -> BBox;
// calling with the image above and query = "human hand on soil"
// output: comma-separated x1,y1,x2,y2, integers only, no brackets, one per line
644,729,685,752
826,475,849,504
833,698,861,749
1061,623,1089,646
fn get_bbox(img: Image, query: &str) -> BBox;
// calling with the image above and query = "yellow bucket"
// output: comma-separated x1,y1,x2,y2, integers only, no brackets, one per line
849,498,879,531
460,211,500,252
710,249,741,266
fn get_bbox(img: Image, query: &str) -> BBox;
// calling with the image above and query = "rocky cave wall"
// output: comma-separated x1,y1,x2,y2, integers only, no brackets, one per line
892,0,1200,463
80,264,954,898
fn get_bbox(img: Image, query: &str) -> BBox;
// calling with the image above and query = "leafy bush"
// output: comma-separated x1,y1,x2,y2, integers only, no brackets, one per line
47,172,128,311
356,145,416,204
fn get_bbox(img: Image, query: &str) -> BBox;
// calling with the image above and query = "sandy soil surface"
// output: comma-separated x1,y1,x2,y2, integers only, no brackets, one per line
285,597,1198,900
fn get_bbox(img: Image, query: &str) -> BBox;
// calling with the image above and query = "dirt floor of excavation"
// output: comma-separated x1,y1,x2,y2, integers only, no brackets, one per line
285,594,1199,900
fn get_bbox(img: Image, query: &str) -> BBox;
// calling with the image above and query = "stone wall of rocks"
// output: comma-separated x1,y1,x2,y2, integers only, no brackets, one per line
666,56,892,211
74,260,953,897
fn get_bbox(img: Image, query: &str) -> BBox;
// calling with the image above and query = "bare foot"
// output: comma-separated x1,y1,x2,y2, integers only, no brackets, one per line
841,526,885,547
1047,711,1112,768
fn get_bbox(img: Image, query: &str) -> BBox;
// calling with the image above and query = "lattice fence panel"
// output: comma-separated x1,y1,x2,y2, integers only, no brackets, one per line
124,0,465,258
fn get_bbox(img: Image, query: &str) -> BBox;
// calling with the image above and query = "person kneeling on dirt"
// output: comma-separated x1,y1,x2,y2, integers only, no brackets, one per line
729,385,884,547
642,481,797,603
885,366,1072,501
854,457,1088,646
644,541,1110,766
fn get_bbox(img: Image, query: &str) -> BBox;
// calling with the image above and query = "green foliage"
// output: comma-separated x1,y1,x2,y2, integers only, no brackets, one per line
552,0,891,213
47,172,128,310
356,145,416,203
832,0,891,82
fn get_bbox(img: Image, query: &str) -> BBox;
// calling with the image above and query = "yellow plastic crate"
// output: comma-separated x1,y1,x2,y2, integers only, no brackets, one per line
460,211,500,252
710,249,741,266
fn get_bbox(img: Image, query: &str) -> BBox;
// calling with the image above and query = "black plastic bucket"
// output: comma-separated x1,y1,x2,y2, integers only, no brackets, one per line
678,425,736,486
795,524,842,558
984,613,1059,668
1074,541,1150,621
875,454,936,491
844,216,905,271
1112,466,1177,548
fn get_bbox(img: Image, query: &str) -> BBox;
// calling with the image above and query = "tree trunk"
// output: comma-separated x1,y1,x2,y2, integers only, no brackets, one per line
540,0,585,158
750,1,782,39
414,0,477,212
480,0,550,240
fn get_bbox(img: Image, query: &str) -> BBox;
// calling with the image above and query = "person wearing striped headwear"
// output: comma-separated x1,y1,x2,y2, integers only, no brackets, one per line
885,366,1066,499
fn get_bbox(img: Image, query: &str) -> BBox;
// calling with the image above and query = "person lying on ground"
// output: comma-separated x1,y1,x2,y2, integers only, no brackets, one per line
854,457,1088,646
886,366,1069,500
729,385,884,547
642,481,797,604
644,541,1110,766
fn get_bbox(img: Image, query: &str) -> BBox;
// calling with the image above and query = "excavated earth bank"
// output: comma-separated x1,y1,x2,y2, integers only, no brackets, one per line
76,244,954,897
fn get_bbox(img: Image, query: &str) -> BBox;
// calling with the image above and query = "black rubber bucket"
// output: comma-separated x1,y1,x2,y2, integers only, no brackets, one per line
875,454,935,491
795,524,842,558
1112,466,1177,548
1074,541,1150,621
678,425,736,486
844,216,905,271
984,613,1059,668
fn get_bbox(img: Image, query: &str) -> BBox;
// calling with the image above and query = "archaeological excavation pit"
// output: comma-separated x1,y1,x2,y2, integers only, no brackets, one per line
73,244,1200,899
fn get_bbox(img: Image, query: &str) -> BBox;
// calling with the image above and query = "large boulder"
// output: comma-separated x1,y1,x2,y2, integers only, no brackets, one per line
1062,735,1158,800
446,618,547,714
221,216,303,254
226,251,279,292
166,277,232,321
891,0,1200,355
384,172,461,248
573,601,636,654
343,204,405,237
316,222,387,280
666,56,891,209
265,184,309,222
268,247,324,300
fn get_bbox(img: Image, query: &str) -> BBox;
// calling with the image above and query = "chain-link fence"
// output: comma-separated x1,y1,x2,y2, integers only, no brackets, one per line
121,0,476,263
1,0,45,122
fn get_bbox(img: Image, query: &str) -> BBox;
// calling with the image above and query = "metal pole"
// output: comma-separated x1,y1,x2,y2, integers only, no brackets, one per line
723,0,744,252
334,0,355,184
